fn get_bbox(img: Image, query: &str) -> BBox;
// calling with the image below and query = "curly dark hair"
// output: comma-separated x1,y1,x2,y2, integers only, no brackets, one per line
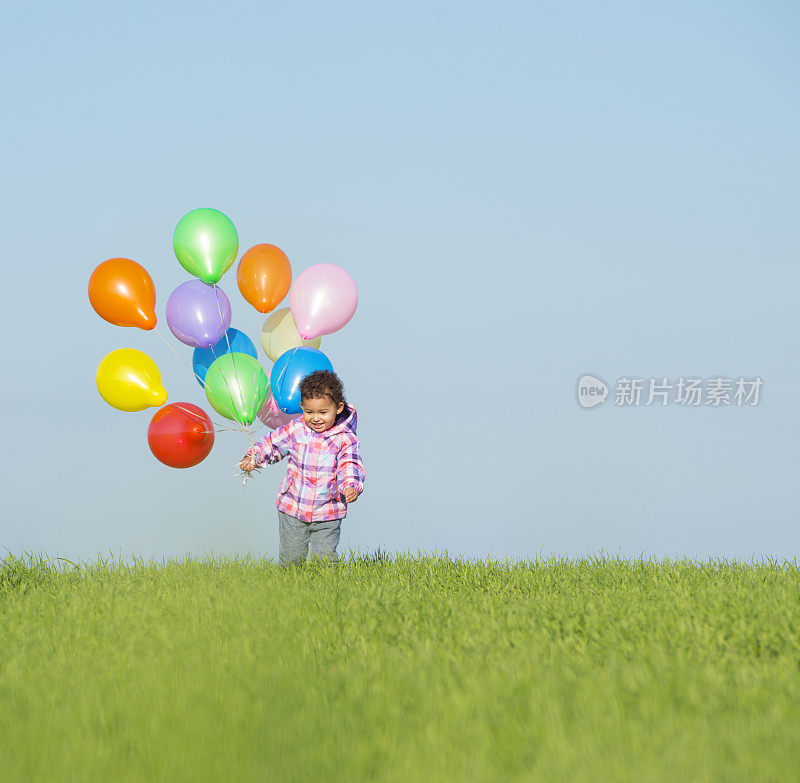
299,369,347,407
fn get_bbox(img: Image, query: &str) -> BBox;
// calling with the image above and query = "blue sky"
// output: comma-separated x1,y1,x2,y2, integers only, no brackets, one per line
2,1,799,562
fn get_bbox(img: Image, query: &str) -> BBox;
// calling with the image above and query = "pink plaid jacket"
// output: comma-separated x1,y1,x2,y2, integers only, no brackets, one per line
246,404,365,523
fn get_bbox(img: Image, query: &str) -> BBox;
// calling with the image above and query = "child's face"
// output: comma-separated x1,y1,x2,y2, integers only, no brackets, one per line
301,395,345,433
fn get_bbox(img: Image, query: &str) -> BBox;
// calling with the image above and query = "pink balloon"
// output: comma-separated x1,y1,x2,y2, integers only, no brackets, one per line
289,263,358,340
257,392,300,430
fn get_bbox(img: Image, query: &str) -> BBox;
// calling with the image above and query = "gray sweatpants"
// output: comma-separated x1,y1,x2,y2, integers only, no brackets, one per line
278,510,342,565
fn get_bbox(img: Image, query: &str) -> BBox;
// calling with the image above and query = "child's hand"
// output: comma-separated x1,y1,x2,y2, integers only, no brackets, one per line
239,455,257,472
343,486,358,503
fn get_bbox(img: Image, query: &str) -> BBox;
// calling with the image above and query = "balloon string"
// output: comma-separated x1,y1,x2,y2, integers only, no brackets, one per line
208,341,246,429
249,325,264,434
170,403,238,434
245,428,254,482
213,284,247,428
252,343,301,440
153,327,247,434
240,428,257,486
243,324,305,443
153,327,208,389
242,338,305,469
246,353,263,440
207,330,244,428
274,345,300,414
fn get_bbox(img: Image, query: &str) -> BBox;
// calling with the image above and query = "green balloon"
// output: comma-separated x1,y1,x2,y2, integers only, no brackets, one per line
173,208,239,284
204,352,269,426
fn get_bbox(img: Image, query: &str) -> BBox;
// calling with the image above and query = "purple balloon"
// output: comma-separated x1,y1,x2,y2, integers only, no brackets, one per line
166,280,232,348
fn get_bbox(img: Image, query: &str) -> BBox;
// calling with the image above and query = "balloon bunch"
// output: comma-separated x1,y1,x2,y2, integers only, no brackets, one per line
89,208,358,470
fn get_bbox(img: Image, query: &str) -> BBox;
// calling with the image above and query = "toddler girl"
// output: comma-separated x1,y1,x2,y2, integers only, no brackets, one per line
239,369,364,565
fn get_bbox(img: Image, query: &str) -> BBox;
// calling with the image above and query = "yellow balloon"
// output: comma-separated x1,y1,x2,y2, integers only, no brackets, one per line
260,307,321,363
96,348,168,412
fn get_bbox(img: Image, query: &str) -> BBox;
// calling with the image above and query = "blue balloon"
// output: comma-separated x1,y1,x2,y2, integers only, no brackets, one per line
192,328,258,386
270,347,334,413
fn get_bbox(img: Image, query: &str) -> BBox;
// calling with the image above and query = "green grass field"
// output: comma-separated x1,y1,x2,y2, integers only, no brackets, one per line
1,551,798,782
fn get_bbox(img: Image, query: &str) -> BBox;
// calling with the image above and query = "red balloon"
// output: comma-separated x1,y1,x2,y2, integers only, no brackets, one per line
147,403,214,469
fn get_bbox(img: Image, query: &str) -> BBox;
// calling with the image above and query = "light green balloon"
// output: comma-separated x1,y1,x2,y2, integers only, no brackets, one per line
173,208,239,284
204,352,269,426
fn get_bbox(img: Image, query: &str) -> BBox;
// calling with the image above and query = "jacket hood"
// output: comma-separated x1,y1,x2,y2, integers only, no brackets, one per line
304,403,357,438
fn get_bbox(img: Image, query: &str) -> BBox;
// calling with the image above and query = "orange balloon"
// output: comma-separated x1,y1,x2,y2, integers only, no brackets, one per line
89,258,157,330
237,244,292,313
